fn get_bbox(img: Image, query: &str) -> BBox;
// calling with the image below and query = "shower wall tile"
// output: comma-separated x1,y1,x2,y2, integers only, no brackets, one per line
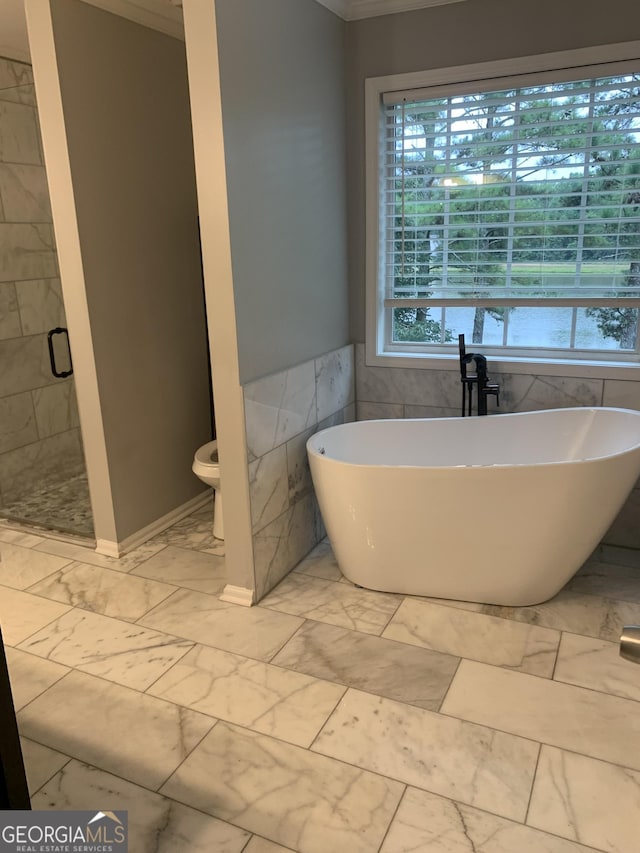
0,86,36,109
0,335,53,397
0,281,21,339
0,58,73,520
0,428,85,504
15,277,65,334
244,361,316,460
249,444,289,533
0,392,37,453
0,224,57,282
32,380,80,438
0,101,42,165
315,344,354,421
0,59,33,99
0,164,52,222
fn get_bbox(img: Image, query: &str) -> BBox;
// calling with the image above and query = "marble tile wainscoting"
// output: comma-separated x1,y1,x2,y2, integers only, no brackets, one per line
0,56,87,531
2,514,640,852
243,344,355,601
355,343,640,549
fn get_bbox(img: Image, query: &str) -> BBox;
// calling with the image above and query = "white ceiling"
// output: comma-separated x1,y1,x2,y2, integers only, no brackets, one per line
0,0,465,65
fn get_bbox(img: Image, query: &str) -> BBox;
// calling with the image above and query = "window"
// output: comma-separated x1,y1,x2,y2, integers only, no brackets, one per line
366,46,640,365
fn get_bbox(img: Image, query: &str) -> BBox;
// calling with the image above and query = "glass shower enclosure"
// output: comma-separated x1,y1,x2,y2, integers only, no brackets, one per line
0,55,93,539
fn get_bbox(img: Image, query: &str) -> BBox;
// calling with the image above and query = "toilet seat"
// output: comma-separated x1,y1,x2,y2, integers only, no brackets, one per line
192,440,220,484
192,439,223,539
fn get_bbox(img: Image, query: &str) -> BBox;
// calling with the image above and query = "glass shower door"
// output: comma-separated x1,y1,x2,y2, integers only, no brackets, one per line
0,55,94,539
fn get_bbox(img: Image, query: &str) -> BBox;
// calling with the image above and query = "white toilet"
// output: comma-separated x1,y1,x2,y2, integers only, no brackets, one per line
192,439,224,540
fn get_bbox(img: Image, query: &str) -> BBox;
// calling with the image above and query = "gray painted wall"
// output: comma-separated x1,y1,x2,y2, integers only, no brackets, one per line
216,0,349,384
346,0,640,342
49,0,211,540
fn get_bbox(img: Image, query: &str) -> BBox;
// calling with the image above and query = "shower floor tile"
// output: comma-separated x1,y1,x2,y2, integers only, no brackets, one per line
1,472,94,538
6,507,640,852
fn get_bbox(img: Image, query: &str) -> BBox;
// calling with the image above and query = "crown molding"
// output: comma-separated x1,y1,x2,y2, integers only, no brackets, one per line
80,0,184,40
316,0,466,19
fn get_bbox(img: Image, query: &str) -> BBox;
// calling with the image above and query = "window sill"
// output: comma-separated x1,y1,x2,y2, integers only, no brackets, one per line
366,347,640,381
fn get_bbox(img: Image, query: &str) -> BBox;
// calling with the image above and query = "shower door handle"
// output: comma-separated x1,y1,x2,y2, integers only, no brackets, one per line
620,626,640,664
47,327,73,378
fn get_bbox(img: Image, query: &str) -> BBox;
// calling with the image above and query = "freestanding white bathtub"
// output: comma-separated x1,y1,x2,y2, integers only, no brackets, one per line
307,408,640,606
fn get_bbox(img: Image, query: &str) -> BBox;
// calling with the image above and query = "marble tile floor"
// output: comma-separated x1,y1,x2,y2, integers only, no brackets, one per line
1,509,640,852
1,471,94,538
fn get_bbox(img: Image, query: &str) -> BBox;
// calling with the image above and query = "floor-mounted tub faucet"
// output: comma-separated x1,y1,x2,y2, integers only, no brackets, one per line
472,353,500,416
458,334,500,416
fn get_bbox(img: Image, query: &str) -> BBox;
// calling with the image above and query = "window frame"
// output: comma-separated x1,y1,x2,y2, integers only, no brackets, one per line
365,41,640,377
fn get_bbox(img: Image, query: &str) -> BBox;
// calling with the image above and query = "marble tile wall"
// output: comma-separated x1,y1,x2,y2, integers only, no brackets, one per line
0,57,85,510
355,343,640,550
243,344,355,601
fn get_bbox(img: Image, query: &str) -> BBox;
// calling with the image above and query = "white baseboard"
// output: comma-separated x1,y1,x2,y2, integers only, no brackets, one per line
94,491,212,557
220,584,254,607
95,538,121,557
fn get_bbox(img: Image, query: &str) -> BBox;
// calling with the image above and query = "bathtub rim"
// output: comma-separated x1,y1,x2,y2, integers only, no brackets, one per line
306,406,640,470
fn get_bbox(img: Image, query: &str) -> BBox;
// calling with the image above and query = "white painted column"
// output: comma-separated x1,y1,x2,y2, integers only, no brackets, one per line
23,0,118,550
182,0,256,602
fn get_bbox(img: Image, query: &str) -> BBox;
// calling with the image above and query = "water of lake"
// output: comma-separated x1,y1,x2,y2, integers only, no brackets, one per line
437,305,626,351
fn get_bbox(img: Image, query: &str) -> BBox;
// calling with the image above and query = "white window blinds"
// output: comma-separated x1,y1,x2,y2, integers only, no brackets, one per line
381,71,640,307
